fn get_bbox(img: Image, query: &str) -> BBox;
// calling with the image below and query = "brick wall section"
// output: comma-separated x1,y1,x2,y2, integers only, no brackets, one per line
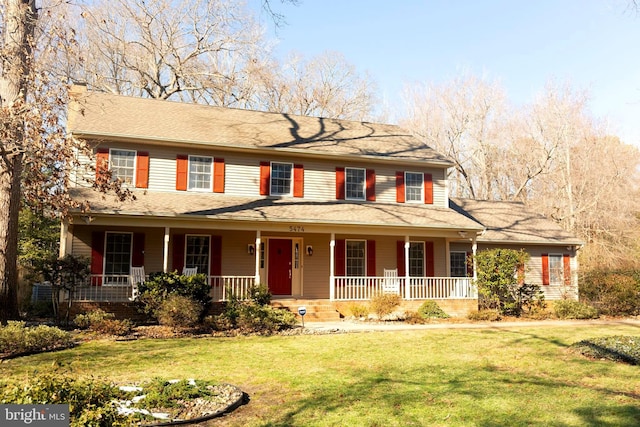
335,299,478,318
61,301,228,323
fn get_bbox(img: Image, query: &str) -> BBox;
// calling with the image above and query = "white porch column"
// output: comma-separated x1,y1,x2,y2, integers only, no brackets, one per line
255,231,261,285
163,227,170,273
471,237,478,281
404,236,410,299
59,219,70,257
329,233,335,301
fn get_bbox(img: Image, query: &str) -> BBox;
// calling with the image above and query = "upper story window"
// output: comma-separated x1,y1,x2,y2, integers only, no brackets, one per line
188,156,213,191
270,162,293,196
346,168,366,200
260,162,303,197
405,172,424,203
110,149,136,185
396,171,432,204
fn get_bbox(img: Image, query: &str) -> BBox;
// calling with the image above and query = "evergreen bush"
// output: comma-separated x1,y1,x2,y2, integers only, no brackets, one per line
417,300,450,319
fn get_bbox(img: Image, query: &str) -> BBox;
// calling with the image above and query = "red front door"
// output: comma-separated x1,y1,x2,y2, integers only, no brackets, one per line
268,239,292,295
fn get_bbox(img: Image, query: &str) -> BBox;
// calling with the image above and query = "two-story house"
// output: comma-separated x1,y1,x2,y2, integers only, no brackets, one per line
60,85,582,317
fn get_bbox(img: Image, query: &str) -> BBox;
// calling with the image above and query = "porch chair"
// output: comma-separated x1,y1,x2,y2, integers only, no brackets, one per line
182,267,198,277
130,266,145,300
382,268,400,294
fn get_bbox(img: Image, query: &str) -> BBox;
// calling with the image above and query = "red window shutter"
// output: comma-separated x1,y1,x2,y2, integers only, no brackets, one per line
172,234,185,273
425,241,435,277
466,251,474,278
91,231,105,286
135,151,150,188
563,254,571,286
367,240,376,276
396,172,405,203
293,164,304,198
336,167,345,200
424,173,433,204
366,169,376,201
260,162,270,195
95,148,110,181
335,239,346,276
213,158,225,193
176,155,188,191
397,241,406,276
132,233,145,267
541,253,550,285
210,235,222,277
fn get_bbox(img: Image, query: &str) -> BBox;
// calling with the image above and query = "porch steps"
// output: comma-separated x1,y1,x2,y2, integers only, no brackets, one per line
270,299,342,322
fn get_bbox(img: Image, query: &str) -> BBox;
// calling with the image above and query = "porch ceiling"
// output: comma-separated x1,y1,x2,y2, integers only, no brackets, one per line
70,187,483,232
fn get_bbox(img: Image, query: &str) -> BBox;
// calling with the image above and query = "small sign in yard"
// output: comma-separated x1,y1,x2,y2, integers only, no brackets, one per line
298,306,307,327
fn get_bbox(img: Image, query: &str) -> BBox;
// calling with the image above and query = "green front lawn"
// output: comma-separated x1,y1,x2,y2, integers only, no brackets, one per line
2,324,640,426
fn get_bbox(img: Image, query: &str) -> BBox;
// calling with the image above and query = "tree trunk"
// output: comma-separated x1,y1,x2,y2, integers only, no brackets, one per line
0,0,37,322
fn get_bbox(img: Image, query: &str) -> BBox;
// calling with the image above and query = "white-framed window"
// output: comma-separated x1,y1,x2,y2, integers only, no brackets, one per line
270,162,293,196
549,254,563,285
450,252,467,277
346,167,365,200
110,149,136,185
185,235,210,275
188,155,213,191
104,232,132,277
409,241,425,277
346,240,366,276
405,172,423,203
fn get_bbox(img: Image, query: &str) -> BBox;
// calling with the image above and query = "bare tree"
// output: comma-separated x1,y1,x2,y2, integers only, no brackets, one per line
252,51,376,120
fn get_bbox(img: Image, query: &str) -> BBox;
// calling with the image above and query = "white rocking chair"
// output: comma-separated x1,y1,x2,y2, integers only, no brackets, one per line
182,267,198,277
383,268,400,294
130,266,146,300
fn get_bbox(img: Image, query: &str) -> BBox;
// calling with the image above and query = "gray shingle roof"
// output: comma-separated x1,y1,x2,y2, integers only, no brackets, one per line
71,188,483,232
67,88,452,166
450,198,583,245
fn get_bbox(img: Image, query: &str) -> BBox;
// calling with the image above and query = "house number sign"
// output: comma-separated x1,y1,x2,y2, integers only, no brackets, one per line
289,225,305,232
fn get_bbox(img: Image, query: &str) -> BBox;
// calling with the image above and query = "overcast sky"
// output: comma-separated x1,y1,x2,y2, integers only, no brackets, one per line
253,0,640,146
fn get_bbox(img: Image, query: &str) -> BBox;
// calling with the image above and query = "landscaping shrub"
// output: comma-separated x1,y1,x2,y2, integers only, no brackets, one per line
369,293,401,320
0,321,74,356
571,336,640,365
467,309,501,321
214,284,296,334
136,271,211,320
0,373,128,427
348,303,369,318
554,300,599,319
73,309,114,329
580,269,640,316
404,311,426,324
156,294,203,328
74,309,132,336
417,300,450,319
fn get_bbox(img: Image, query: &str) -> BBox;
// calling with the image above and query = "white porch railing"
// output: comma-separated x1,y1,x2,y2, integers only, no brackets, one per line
210,276,256,301
333,276,476,301
71,274,256,302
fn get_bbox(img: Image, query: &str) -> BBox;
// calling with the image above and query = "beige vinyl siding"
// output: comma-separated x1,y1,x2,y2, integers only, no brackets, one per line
476,243,578,300
374,166,448,207
299,233,331,298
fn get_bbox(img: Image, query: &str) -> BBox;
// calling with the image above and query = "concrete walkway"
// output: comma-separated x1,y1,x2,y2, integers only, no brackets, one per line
301,318,640,332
